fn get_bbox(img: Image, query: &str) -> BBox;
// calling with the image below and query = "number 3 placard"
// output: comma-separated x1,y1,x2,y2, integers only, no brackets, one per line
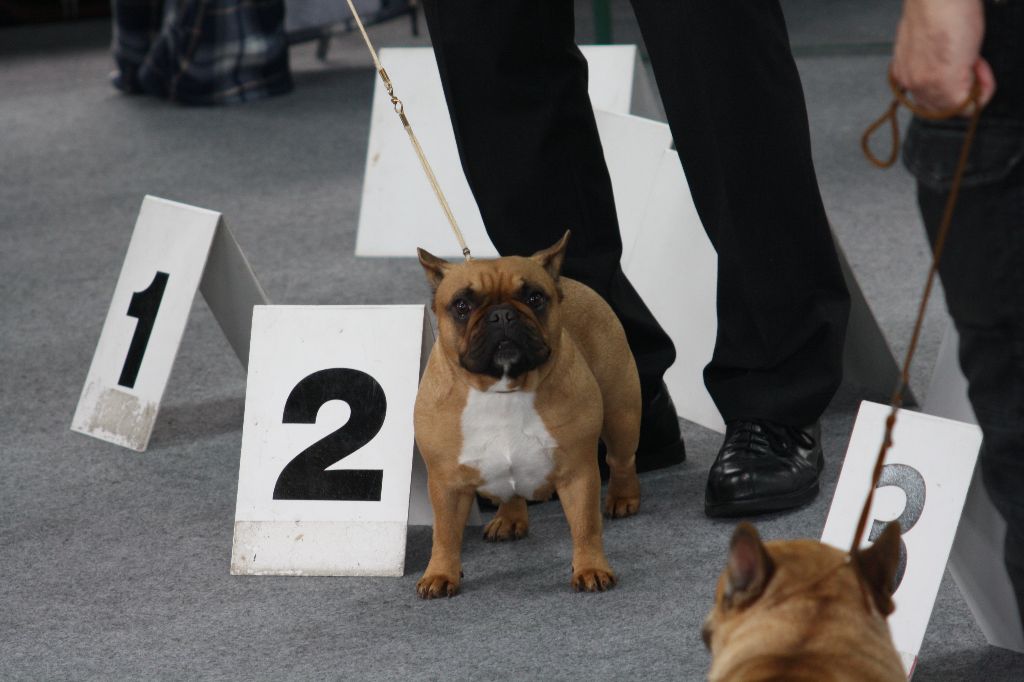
230,305,430,577
821,401,982,677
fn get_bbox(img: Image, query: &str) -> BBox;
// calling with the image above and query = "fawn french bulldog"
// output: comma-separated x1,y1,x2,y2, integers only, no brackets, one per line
413,232,642,598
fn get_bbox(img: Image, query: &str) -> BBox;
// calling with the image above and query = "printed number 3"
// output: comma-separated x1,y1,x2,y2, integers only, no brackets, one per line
273,368,387,502
868,463,926,592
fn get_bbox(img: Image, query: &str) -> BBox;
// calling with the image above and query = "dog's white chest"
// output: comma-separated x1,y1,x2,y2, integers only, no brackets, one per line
459,386,558,502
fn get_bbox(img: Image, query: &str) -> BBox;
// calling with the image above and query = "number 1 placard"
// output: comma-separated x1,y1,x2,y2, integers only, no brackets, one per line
72,196,269,451
231,305,430,577
71,197,220,451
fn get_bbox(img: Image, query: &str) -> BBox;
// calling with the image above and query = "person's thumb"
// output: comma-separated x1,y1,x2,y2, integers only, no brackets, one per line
973,57,997,109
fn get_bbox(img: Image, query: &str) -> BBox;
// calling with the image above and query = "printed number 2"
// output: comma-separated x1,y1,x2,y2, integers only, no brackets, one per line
273,368,387,502
118,271,169,389
868,463,926,592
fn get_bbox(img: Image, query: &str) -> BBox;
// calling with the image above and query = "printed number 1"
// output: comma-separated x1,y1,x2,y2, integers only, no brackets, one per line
118,271,169,389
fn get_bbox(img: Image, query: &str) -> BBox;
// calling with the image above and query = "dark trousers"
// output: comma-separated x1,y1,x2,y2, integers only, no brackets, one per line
903,0,1024,627
911,141,1024,627
421,0,849,427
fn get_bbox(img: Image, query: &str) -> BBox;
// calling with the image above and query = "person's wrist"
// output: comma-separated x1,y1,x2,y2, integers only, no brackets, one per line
903,0,980,10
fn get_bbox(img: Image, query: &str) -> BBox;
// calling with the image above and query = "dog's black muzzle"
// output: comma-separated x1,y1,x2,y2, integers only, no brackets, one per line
461,304,550,378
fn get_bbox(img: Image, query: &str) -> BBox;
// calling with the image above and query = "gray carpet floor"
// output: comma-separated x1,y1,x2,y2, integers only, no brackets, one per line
2,2,1023,680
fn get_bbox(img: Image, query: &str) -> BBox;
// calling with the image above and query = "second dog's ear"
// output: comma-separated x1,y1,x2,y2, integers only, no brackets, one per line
417,248,450,291
530,230,571,281
854,521,902,616
724,523,775,609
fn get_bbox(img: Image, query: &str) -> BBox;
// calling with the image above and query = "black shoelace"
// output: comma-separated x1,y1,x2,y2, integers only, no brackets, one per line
725,419,815,457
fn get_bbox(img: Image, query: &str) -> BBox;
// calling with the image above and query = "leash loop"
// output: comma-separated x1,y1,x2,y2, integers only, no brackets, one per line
861,71,981,170
850,67,984,556
344,0,473,261
862,100,901,168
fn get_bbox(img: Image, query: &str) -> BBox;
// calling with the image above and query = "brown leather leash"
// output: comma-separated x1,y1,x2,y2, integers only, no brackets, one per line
851,72,984,555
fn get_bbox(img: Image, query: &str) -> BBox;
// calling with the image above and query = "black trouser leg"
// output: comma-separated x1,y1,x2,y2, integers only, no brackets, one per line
420,0,676,407
905,0,1024,625
629,0,850,425
916,154,1024,629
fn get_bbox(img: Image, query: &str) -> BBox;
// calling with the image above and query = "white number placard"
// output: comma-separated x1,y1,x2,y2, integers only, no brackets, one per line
230,305,429,576
71,196,219,451
71,196,269,451
821,401,982,675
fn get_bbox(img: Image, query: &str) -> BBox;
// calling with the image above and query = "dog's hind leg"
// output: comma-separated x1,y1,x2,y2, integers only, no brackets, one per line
601,404,641,519
482,496,529,542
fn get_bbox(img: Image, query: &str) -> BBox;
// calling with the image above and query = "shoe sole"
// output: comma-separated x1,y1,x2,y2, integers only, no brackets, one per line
704,479,820,518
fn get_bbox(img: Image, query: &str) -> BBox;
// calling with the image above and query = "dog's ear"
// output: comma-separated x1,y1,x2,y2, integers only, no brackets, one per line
854,521,902,616
724,523,775,610
530,230,571,281
417,248,451,291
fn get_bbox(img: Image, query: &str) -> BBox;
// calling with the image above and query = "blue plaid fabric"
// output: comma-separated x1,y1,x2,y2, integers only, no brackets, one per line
112,0,293,105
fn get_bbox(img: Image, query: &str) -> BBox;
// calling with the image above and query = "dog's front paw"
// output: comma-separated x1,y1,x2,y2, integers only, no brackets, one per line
416,571,461,599
571,566,617,593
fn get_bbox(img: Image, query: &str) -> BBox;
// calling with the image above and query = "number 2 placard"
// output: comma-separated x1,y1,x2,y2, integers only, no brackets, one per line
231,305,430,577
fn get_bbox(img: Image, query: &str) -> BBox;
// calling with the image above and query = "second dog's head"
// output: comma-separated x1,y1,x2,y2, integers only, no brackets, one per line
417,231,570,392
702,522,904,680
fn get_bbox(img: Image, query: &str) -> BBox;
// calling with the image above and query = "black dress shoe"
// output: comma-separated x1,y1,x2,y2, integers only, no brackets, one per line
704,420,823,518
599,381,686,479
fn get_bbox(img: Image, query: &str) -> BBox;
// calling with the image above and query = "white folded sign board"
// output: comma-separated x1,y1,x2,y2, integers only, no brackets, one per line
231,305,431,577
820,401,982,677
598,112,674,267
355,45,659,260
622,149,722,432
71,196,267,451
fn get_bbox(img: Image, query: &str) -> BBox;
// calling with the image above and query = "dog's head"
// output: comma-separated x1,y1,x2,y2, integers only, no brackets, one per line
702,522,902,656
417,232,570,392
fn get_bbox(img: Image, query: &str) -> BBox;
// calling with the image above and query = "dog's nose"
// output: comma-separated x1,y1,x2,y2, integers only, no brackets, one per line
486,305,519,328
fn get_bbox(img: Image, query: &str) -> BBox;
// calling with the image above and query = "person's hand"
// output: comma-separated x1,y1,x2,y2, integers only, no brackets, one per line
892,0,996,113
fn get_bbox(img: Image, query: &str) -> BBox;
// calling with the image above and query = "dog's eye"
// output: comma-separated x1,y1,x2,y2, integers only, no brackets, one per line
527,292,546,309
452,299,472,319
